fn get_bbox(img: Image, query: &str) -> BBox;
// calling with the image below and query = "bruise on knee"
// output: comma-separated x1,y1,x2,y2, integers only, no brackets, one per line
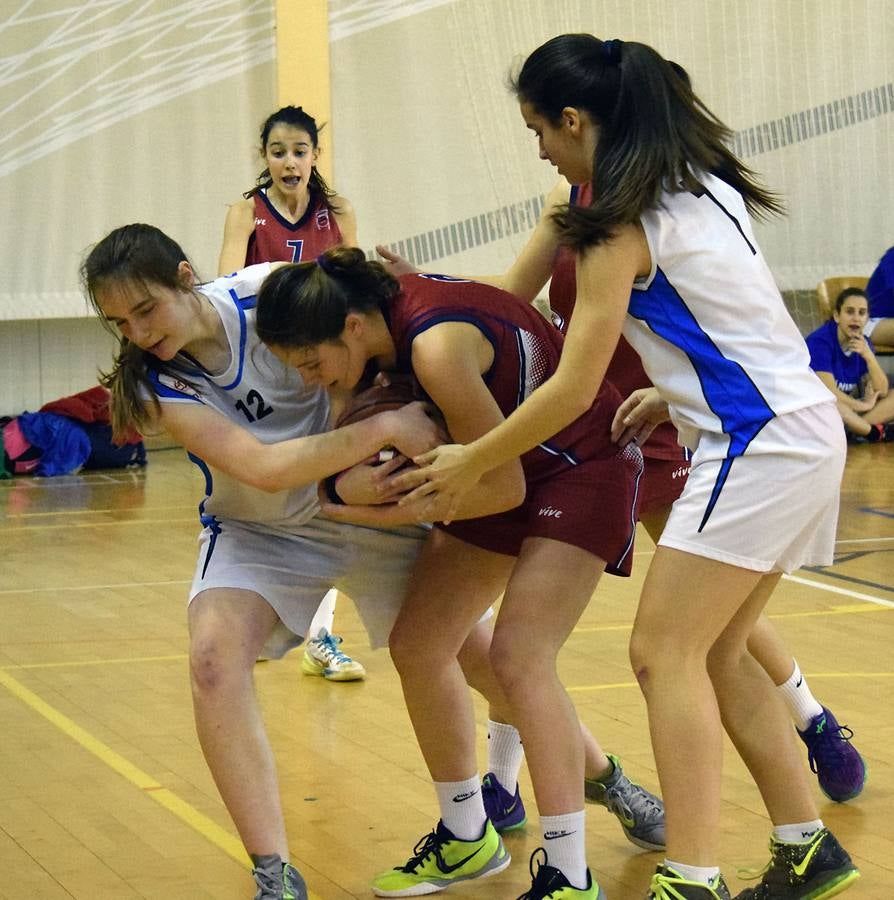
190,645,227,693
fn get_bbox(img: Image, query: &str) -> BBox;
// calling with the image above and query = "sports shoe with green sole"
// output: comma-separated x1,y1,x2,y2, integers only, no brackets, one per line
585,753,665,850
301,627,366,681
797,707,866,803
372,819,510,896
734,828,859,899
518,848,606,899
482,772,527,832
252,859,307,900
647,865,731,899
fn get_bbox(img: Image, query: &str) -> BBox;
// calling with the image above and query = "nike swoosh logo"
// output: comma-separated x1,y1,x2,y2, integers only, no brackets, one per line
453,789,480,803
544,830,577,840
440,845,483,873
795,677,803,687
792,834,824,878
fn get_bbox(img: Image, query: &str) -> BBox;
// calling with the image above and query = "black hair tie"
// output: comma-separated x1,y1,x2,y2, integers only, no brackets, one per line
317,253,335,275
602,38,623,65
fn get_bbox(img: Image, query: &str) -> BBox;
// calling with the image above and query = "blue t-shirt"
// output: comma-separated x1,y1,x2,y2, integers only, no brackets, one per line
866,246,894,318
805,319,871,394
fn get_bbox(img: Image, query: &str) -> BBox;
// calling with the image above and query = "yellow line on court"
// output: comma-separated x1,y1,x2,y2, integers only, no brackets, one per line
769,603,891,619
566,672,894,693
0,579,190,595
7,504,195,518
1,654,188,671
800,672,894,679
0,668,248,865
5,517,195,532
567,680,639,693
572,623,633,634
571,600,890,635
0,669,324,899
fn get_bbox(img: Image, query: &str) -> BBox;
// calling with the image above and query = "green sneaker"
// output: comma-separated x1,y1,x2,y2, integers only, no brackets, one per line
585,754,665,850
735,828,860,899
372,819,510,896
252,858,307,900
518,848,606,899
647,865,731,898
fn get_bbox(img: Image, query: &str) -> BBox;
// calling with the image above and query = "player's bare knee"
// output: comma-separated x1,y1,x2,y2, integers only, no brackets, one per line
489,631,537,699
189,640,236,695
457,643,491,695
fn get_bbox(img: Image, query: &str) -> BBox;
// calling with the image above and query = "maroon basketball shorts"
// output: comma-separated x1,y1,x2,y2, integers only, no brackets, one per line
441,442,644,576
638,454,691,516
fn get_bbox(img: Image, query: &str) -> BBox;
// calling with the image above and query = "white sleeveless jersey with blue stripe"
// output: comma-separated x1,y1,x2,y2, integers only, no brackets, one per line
624,172,832,456
147,264,329,529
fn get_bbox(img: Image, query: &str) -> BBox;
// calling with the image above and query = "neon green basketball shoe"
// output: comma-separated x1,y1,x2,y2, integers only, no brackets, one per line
372,819,510,896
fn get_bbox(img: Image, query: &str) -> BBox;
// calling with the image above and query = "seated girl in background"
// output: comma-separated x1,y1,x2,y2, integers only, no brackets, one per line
805,286,894,442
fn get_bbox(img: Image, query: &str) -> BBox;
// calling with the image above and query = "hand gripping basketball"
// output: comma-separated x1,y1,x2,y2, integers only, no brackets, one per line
327,374,448,505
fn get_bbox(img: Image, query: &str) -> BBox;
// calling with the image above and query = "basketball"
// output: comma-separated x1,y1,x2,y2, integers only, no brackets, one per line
335,373,430,428
335,374,448,468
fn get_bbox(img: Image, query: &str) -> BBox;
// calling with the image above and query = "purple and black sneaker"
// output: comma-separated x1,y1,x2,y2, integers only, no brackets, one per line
482,772,527,832
798,706,866,802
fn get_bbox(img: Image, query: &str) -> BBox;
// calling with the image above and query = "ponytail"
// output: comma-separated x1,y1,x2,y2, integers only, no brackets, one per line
98,342,163,441
256,247,399,350
513,34,783,250
81,224,196,442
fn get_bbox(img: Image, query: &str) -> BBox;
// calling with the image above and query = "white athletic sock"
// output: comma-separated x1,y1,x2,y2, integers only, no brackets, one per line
435,775,487,841
486,720,524,791
663,860,721,885
773,819,824,843
777,660,824,731
541,811,587,889
307,588,338,638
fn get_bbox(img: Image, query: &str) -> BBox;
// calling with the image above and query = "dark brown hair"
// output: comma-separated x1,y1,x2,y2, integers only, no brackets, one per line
81,224,195,440
244,105,339,213
256,247,399,349
512,34,783,250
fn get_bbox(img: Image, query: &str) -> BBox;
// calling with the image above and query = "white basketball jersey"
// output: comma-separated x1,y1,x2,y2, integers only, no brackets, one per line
148,264,330,529
624,172,831,455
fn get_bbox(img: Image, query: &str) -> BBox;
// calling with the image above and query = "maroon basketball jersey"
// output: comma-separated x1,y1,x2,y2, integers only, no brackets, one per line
245,191,342,265
549,182,683,461
388,273,622,484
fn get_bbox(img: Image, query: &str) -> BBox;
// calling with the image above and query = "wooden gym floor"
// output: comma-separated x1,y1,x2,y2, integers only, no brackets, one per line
1,445,891,899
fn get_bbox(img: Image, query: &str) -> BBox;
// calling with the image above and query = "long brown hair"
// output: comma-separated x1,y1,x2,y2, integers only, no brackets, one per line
512,34,783,250
81,224,196,441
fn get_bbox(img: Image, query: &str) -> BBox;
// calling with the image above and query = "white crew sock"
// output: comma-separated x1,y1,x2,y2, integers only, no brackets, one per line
486,720,524,791
773,820,824,843
777,660,824,731
435,775,487,841
663,860,721,885
307,588,338,638
541,810,588,889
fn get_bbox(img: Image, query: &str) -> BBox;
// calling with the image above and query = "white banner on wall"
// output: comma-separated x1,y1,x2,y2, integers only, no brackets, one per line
0,0,277,320
2,0,892,321
330,0,894,292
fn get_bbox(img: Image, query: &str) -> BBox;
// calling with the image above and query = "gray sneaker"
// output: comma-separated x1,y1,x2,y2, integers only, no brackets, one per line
584,754,665,851
252,857,308,900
